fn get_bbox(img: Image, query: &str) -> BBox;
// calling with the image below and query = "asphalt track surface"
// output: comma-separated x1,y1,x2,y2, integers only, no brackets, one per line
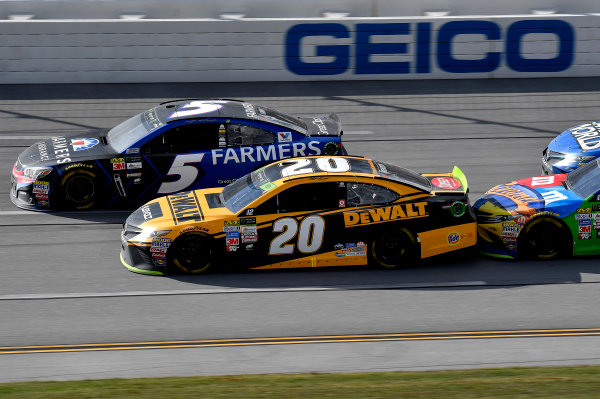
1,78,600,382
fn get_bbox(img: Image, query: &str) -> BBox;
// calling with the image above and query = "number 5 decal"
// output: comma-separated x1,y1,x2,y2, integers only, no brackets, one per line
269,216,325,255
157,153,205,194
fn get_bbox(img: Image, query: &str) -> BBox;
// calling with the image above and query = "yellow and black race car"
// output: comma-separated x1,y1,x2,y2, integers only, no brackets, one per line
120,155,477,275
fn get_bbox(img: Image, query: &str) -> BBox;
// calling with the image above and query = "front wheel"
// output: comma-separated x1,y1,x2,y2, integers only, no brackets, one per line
60,169,97,210
168,232,214,274
519,217,570,260
370,228,418,269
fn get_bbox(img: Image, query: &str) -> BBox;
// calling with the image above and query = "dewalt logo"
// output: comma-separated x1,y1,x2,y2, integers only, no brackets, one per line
344,202,428,227
168,191,204,224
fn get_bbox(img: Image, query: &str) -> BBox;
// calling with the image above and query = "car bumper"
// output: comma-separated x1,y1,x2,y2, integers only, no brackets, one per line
120,237,167,276
10,177,52,211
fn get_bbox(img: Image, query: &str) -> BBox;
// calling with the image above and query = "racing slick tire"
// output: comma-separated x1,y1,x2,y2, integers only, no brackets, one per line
370,228,418,269
60,169,98,210
168,232,214,274
519,217,571,260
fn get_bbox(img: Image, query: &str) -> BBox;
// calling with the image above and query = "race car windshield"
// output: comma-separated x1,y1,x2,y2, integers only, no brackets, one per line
373,161,432,191
257,106,307,134
221,169,274,214
566,159,600,198
106,108,166,153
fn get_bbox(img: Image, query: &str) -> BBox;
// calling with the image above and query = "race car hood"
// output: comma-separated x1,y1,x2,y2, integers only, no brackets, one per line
475,174,583,219
17,133,112,167
128,188,233,234
301,113,342,137
548,121,600,155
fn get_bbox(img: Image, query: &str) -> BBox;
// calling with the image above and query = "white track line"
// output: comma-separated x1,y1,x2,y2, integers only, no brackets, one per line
0,282,487,300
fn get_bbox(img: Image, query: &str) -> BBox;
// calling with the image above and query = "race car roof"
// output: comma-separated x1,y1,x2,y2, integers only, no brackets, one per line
256,156,432,192
159,99,308,134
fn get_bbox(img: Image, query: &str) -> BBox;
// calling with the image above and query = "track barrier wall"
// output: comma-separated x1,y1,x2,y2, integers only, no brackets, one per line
0,13,599,83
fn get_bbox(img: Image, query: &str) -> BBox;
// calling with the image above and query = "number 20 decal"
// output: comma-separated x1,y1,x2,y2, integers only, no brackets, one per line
157,153,205,194
269,216,325,255
280,157,350,178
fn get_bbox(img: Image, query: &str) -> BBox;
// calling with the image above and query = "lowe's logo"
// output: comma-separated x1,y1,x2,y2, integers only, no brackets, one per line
285,20,574,75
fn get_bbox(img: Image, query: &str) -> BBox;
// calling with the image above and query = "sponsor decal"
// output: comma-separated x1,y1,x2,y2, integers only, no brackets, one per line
334,243,344,250
242,102,257,118
153,257,167,266
134,178,142,184
126,156,141,162
126,147,140,154
227,245,239,252
486,184,543,215
506,243,517,250
71,138,99,151
324,141,339,155
578,219,592,226
218,179,236,184
594,205,600,212
168,191,203,224
210,142,321,165
515,215,529,225
593,221,600,230
447,232,460,245
223,226,239,232
127,162,142,169
245,243,254,250
65,163,93,171
224,220,240,226
150,247,167,254
35,193,49,199
569,122,600,152
226,237,239,246
141,203,163,221
341,249,366,257
517,175,565,188
579,225,591,233
357,241,366,247
580,232,592,240
344,202,428,227
152,237,171,248
242,233,258,244
51,136,71,164
38,142,50,161
346,243,356,248
127,172,142,179
113,162,125,171
226,231,240,239
431,177,461,190
339,199,346,208
503,236,517,243
32,181,50,194
577,208,592,213
312,117,328,134
335,252,345,257
533,211,560,218
38,199,50,207
541,190,569,205
576,214,592,219
278,132,292,143
240,217,256,225
111,157,125,163
593,213,600,219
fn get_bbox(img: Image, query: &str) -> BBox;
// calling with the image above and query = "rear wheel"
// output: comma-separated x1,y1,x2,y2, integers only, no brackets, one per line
519,217,570,260
61,169,97,210
370,228,418,269
168,232,213,274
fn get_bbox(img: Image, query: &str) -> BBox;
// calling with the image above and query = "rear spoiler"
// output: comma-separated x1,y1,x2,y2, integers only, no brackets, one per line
452,166,468,192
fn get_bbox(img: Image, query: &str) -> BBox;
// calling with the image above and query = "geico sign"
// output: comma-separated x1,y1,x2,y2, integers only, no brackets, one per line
285,20,574,75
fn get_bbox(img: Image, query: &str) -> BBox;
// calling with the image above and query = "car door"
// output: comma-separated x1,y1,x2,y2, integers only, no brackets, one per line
242,181,346,268
136,121,220,202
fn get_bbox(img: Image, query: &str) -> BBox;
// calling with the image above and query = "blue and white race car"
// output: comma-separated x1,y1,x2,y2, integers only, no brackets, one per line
11,99,346,210
542,121,600,174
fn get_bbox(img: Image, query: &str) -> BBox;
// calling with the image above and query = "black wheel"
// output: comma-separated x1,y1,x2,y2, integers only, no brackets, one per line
519,217,570,260
168,232,213,274
61,169,97,210
370,228,418,269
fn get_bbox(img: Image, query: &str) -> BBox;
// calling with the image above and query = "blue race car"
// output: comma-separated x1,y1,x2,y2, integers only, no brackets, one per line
542,121,600,174
11,99,346,210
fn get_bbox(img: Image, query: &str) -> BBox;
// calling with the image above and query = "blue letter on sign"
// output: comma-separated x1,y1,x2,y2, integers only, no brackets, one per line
285,23,350,75
437,21,501,73
506,20,574,72
355,23,410,74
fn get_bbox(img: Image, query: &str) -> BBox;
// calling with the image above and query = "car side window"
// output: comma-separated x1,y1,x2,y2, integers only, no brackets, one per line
227,124,275,147
143,123,219,154
346,183,399,207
